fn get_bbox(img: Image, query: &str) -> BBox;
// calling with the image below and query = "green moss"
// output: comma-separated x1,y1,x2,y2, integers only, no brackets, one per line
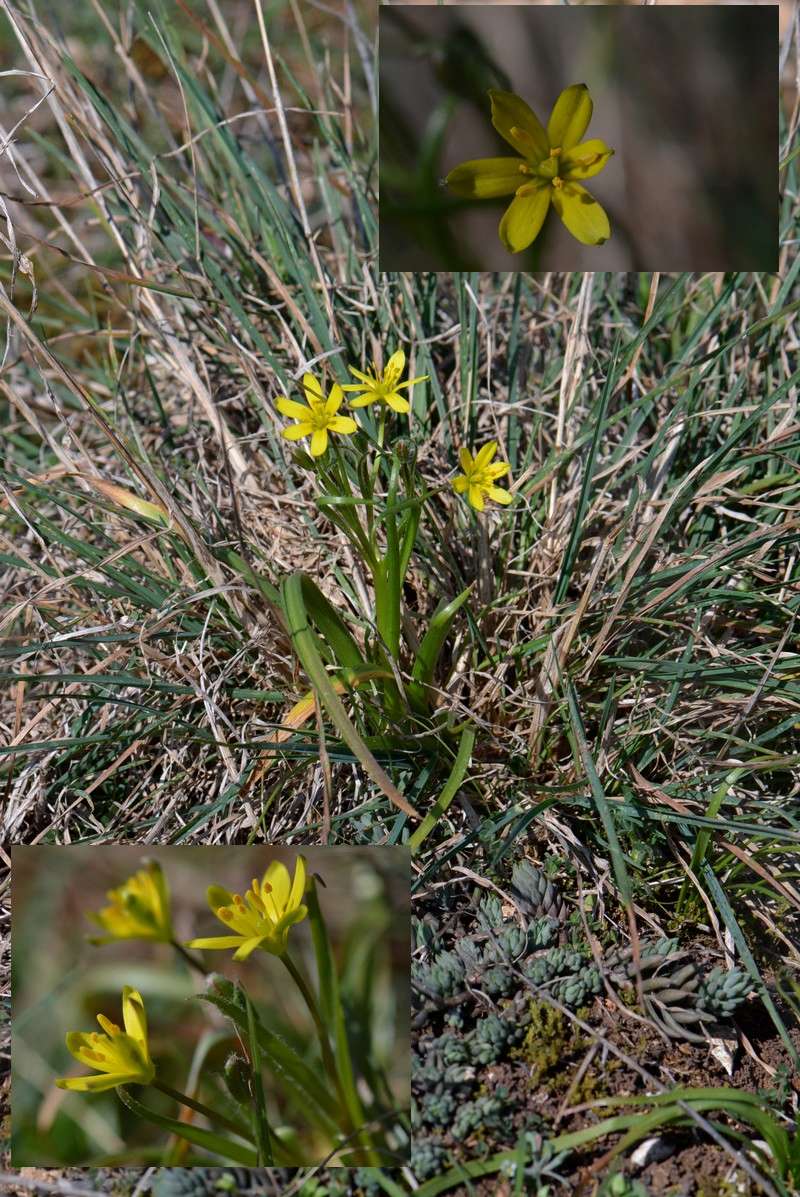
570,1057,622,1106
510,999,584,1084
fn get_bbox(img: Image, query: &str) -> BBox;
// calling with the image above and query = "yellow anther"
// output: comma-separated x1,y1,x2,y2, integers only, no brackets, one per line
550,146,562,156
219,906,234,921
552,176,564,189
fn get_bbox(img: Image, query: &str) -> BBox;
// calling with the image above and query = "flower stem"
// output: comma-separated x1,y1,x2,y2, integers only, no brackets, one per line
170,940,207,975
152,1079,250,1140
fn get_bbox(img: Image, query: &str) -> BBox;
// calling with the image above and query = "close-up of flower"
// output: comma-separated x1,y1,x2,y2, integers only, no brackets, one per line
446,84,614,253
55,987,155,1093
87,860,173,944
187,856,309,961
452,442,513,511
276,374,357,457
341,348,429,413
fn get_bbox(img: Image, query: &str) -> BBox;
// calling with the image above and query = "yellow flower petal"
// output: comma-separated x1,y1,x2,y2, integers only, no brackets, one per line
453,475,468,494
329,415,358,433
394,374,429,390
57,1072,141,1092
446,157,527,199
485,461,510,480
264,860,290,909
473,442,498,470
186,935,247,950
488,486,514,504
467,485,486,512
546,83,593,153
310,429,328,455
232,935,266,961
384,392,410,414
346,367,373,385
282,423,313,440
551,181,610,246
384,349,405,389
499,183,551,253
276,396,312,420
122,988,147,1051
325,383,345,414
347,393,375,408
489,90,549,161
66,1033,109,1070
561,139,614,181
288,856,307,908
301,373,324,403
458,447,474,473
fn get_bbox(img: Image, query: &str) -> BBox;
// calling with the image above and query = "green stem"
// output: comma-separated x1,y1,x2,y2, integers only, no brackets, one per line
152,1079,250,1140
368,406,387,495
280,951,354,1132
170,940,207,975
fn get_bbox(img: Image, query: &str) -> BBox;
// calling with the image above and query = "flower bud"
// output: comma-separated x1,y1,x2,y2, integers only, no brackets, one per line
223,1052,251,1104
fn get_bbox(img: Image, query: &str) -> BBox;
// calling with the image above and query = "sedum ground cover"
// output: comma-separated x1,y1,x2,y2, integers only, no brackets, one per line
0,0,799,1193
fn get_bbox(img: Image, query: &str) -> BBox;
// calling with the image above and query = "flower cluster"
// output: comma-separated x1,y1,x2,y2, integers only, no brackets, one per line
276,347,514,511
276,349,425,457
56,857,309,1093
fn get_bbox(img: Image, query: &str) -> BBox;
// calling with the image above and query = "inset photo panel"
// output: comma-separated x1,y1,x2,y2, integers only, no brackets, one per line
11,846,410,1168
379,3,778,271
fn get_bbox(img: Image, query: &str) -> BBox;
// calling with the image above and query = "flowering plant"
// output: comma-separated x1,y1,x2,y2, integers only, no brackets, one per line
268,348,513,805
45,854,405,1167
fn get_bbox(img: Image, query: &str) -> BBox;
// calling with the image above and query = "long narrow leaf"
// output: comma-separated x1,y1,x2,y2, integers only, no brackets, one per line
281,572,419,818
116,1087,257,1165
409,726,475,853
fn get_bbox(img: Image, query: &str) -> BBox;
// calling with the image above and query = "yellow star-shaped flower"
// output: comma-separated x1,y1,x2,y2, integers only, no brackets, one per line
56,987,155,1092
341,349,428,414
453,442,513,512
187,857,308,961
446,84,614,253
277,374,357,457
88,860,172,944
